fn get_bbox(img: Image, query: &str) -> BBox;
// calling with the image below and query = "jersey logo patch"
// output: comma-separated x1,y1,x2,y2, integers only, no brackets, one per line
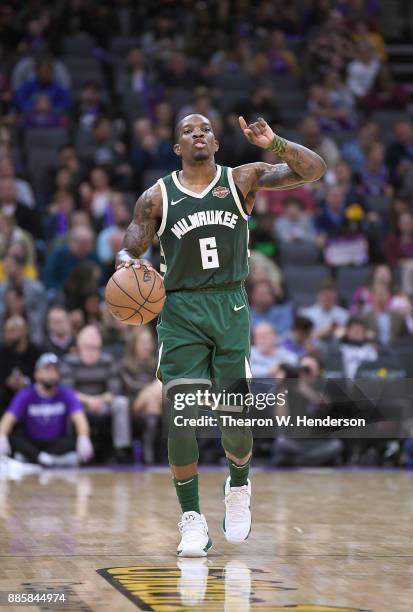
212,186,230,198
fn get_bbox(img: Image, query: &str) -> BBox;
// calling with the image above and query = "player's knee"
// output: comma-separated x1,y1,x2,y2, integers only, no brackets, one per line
221,427,253,459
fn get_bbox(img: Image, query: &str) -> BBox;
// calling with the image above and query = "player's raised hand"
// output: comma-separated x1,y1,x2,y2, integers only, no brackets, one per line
238,116,275,149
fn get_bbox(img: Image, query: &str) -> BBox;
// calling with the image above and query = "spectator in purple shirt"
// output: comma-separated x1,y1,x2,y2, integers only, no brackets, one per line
14,57,72,114
23,93,67,128
0,353,93,467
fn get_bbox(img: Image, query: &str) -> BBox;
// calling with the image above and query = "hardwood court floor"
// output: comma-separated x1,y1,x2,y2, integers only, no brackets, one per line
0,468,412,611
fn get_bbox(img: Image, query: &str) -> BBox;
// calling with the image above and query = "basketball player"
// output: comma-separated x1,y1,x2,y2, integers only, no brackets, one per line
116,115,326,556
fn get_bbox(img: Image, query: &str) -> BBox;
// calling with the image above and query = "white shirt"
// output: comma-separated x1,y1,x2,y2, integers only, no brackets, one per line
16,179,35,208
250,346,298,378
340,342,378,378
346,58,380,97
301,304,349,333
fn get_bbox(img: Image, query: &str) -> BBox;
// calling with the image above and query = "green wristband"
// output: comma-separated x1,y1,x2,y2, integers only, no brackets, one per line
267,135,287,156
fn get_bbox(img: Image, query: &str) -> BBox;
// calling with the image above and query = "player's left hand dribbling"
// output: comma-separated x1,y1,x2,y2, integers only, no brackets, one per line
116,258,154,272
238,116,275,149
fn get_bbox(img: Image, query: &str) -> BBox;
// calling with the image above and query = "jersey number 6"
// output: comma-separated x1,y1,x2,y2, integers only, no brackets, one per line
199,237,220,270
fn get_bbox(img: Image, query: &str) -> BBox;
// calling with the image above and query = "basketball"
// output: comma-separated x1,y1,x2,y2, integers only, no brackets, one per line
105,265,166,325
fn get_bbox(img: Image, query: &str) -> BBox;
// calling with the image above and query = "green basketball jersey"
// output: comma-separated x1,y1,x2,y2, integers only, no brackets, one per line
157,165,249,291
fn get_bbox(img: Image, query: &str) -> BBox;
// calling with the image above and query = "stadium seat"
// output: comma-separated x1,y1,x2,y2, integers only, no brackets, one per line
280,241,320,266
274,91,307,110
62,35,95,57
372,110,411,130
355,355,407,379
25,127,69,152
64,58,104,91
26,149,57,195
389,338,413,377
354,355,409,422
268,74,303,93
282,108,308,127
122,92,147,122
219,93,249,114
321,346,345,379
283,265,328,307
75,126,96,160
110,36,141,57
213,70,252,94
167,90,192,114
336,266,372,306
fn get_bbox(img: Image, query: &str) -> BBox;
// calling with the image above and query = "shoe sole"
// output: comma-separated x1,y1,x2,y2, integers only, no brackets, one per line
177,537,212,557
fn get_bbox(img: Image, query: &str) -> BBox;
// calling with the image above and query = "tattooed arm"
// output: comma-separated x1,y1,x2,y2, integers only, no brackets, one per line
233,116,326,213
116,182,163,269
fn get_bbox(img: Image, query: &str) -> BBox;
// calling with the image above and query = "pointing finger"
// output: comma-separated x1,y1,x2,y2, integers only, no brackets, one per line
238,116,248,131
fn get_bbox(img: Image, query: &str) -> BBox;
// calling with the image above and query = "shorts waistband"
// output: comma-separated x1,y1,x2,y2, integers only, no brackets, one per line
167,281,244,294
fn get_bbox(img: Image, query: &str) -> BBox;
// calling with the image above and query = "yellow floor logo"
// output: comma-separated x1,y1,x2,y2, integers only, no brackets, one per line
97,565,369,611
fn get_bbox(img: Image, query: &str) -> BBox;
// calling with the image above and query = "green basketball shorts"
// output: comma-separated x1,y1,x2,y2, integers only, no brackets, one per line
156,283,251,393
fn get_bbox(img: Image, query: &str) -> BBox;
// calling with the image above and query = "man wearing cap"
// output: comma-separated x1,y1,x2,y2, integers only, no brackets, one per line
0,353,93,467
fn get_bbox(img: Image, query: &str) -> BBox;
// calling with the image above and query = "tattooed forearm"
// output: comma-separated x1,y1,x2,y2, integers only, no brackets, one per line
121,219,158,259
116,186,162,265
233,142,326,204
265,138,326,184
256,162,308,190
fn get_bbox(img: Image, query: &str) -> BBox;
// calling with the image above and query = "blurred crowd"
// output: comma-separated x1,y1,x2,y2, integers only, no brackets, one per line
0,0,413,469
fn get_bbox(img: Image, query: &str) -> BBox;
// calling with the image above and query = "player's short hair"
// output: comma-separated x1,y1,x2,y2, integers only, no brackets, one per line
174,114,211,142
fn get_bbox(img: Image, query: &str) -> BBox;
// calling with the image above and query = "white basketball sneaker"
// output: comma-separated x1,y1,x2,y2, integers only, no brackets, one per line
177,511,212,557
223,476,251,543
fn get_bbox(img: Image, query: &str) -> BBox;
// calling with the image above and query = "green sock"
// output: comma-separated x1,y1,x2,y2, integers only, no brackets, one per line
228,458,250,487
173,474,200,514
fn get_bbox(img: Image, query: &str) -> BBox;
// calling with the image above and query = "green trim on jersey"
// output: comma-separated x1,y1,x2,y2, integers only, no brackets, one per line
157,165,249,291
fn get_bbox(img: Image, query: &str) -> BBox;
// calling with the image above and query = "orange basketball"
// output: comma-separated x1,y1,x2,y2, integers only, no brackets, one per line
105,265,166,325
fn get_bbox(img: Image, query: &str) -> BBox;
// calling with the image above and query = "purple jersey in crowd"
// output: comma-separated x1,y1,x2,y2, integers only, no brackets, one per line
7,385,83,441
